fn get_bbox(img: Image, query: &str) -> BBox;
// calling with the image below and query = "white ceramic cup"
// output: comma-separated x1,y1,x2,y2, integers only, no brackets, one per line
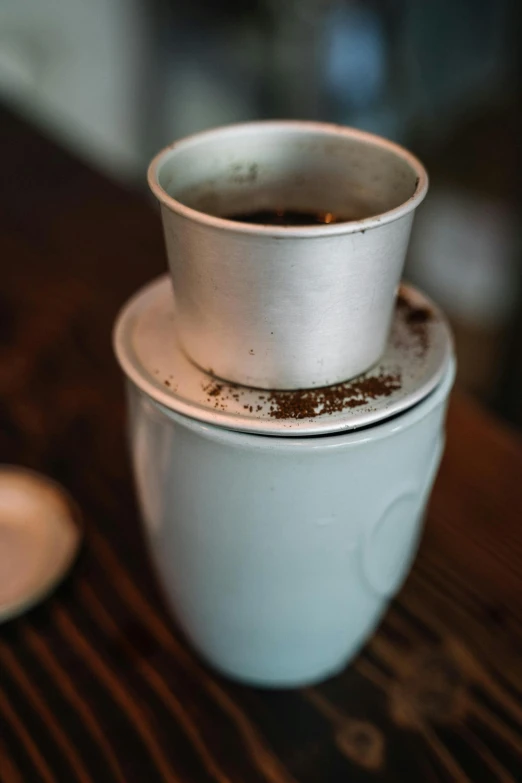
148,121,428,390
126,358,454,688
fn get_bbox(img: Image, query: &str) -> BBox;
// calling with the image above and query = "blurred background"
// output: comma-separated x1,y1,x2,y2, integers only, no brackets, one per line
1,0,521,426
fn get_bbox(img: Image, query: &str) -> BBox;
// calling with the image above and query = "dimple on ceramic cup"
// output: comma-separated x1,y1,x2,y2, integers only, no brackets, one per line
148,121,428,390
124,358,454,687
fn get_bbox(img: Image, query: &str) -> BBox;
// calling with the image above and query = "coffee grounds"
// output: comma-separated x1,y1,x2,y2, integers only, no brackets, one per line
202,371,402,420
265,371,402,420
205,383,222,397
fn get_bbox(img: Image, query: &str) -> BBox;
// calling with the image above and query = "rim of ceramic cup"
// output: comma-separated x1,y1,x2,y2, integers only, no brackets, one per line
148,120,428,238
143,357,455,453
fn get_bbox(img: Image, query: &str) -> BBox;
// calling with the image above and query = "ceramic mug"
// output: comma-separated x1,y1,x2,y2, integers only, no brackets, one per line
148,121,428,389
125,358,454,687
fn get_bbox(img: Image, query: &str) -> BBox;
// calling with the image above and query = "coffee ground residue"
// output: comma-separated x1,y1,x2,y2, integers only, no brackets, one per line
265,371,402,420
202,370,402,420
204,382,222,397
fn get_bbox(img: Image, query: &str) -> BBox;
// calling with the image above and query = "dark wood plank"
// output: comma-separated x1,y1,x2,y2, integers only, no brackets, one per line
1,105,521,782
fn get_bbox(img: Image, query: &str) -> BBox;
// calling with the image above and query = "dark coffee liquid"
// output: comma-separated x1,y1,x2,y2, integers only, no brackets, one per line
225,209,351,226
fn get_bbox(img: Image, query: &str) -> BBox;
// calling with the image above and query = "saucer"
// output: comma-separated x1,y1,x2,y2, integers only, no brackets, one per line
0,467,82,622
115,276,453,436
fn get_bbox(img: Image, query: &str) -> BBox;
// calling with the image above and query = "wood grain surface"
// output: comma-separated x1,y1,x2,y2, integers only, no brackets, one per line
1,106,522,782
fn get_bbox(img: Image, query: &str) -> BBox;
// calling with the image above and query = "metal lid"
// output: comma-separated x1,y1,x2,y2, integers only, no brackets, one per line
114,275,453,437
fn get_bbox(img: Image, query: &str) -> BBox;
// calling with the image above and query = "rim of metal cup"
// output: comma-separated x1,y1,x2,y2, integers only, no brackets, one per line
148,120,428,237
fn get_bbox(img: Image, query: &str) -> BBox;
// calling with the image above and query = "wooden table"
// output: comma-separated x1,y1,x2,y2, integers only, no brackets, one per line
1,106,522,783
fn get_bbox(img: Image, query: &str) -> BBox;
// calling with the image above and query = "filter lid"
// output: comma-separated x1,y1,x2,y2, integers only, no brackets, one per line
114,275,453,437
